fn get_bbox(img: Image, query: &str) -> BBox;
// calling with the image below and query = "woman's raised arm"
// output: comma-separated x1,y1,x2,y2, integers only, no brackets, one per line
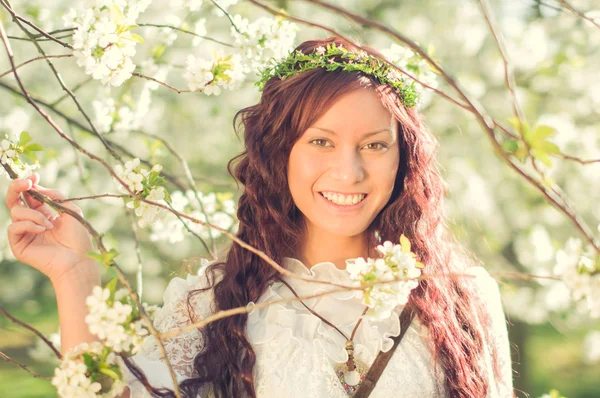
4,173,101,355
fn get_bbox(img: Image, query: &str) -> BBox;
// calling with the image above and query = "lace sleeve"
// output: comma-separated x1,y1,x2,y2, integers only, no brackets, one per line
466,266,514,398
123,272,217,397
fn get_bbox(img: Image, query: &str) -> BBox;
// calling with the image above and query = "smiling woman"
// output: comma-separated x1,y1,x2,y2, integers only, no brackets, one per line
117,36,514,397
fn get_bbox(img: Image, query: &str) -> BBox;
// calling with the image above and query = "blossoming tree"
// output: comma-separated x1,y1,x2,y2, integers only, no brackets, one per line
1,0,599,396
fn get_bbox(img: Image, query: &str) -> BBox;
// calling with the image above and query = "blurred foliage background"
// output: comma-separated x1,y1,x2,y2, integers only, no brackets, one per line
1,0,600,396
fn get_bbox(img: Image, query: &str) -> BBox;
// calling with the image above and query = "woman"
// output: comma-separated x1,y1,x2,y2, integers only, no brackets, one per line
4,37,513,397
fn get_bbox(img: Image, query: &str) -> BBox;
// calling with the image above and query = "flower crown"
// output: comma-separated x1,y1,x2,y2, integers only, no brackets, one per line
255,42,422,108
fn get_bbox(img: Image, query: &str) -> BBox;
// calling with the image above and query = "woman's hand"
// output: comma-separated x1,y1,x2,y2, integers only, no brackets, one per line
5,172,95,282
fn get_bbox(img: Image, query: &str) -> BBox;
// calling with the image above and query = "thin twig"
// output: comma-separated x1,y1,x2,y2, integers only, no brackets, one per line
0,306,62,359
557,153,600,164
138,23,234,47
0,351,52,380
55,193,129,202
209,0,244,35
0,54,72,79
162,268,562,340
6,33,72,42
557,0,600,30
132,72,197,93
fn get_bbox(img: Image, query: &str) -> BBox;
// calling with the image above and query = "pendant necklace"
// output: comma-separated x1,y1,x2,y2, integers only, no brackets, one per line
277,277,370,396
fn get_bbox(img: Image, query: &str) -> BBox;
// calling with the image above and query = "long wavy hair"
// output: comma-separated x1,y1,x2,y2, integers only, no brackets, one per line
125,36,504,398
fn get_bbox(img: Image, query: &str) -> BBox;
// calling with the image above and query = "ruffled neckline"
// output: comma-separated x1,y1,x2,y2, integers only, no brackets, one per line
246,257,407,364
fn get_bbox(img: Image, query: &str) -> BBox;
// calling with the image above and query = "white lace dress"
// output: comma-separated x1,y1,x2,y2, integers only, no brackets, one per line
123,258,513,397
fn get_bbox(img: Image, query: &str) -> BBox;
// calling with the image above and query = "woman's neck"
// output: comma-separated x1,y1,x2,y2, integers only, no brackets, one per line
296,226,370,270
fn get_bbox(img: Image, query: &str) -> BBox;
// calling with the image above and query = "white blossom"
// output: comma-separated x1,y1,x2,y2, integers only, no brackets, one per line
128,186,166,228
85,287,151,354
230,15,298,72
184,50,246,95
67,0,151,87
52,341,125,398
113,158,144,193
346,240,422,321
553,237,600,317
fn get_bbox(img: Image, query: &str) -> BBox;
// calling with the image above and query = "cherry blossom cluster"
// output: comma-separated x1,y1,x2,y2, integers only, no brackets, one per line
51,341,126,398
113,158,171,228
85,286,160,353
150,190,236,243
65,0,152,87
346,236,424,321
230,15,299,71
554,235,600,317
184,50,246,95
183,15,298,96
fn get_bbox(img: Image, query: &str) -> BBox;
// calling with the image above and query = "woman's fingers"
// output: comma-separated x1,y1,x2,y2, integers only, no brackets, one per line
7,220,47,248
4,176,34,210
5,174,82,219
10,205,55,229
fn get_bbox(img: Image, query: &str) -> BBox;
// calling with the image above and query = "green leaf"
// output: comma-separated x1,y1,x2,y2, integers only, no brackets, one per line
532,125,555,143
109,4,122,21
106,266,118,279
87,249,120,267
152,44,166,59
105,277,118,302
539,141,561,155
99,367,121,380
82,353,94,369
532,150,553,167
400,234,411,253
18,131,32,146
130,33,144,43
23,143,43,152
21,150,39,164
163,189,172,204
502,139,519,153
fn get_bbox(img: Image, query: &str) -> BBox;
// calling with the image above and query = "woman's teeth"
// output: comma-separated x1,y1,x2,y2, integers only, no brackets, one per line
320,192,366,205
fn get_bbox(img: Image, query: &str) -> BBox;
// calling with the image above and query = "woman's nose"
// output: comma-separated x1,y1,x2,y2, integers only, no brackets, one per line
330,150,365,183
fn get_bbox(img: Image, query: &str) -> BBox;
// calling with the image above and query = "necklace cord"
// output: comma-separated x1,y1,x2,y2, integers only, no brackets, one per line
275,276,367,341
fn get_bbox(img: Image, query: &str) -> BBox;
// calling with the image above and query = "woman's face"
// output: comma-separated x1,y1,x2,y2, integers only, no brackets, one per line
287,88,400,239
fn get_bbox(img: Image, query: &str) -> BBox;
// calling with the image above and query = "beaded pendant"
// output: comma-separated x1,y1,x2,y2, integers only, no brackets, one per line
334,340,369,396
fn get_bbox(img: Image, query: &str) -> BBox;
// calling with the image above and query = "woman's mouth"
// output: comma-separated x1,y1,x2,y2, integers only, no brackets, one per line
318,191,367,206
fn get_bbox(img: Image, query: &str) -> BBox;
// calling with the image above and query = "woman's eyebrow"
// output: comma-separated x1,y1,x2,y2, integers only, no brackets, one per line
310,126,391,138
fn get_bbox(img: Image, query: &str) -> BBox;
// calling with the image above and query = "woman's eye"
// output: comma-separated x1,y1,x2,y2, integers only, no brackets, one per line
364,142,388,150
310,139,330,147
